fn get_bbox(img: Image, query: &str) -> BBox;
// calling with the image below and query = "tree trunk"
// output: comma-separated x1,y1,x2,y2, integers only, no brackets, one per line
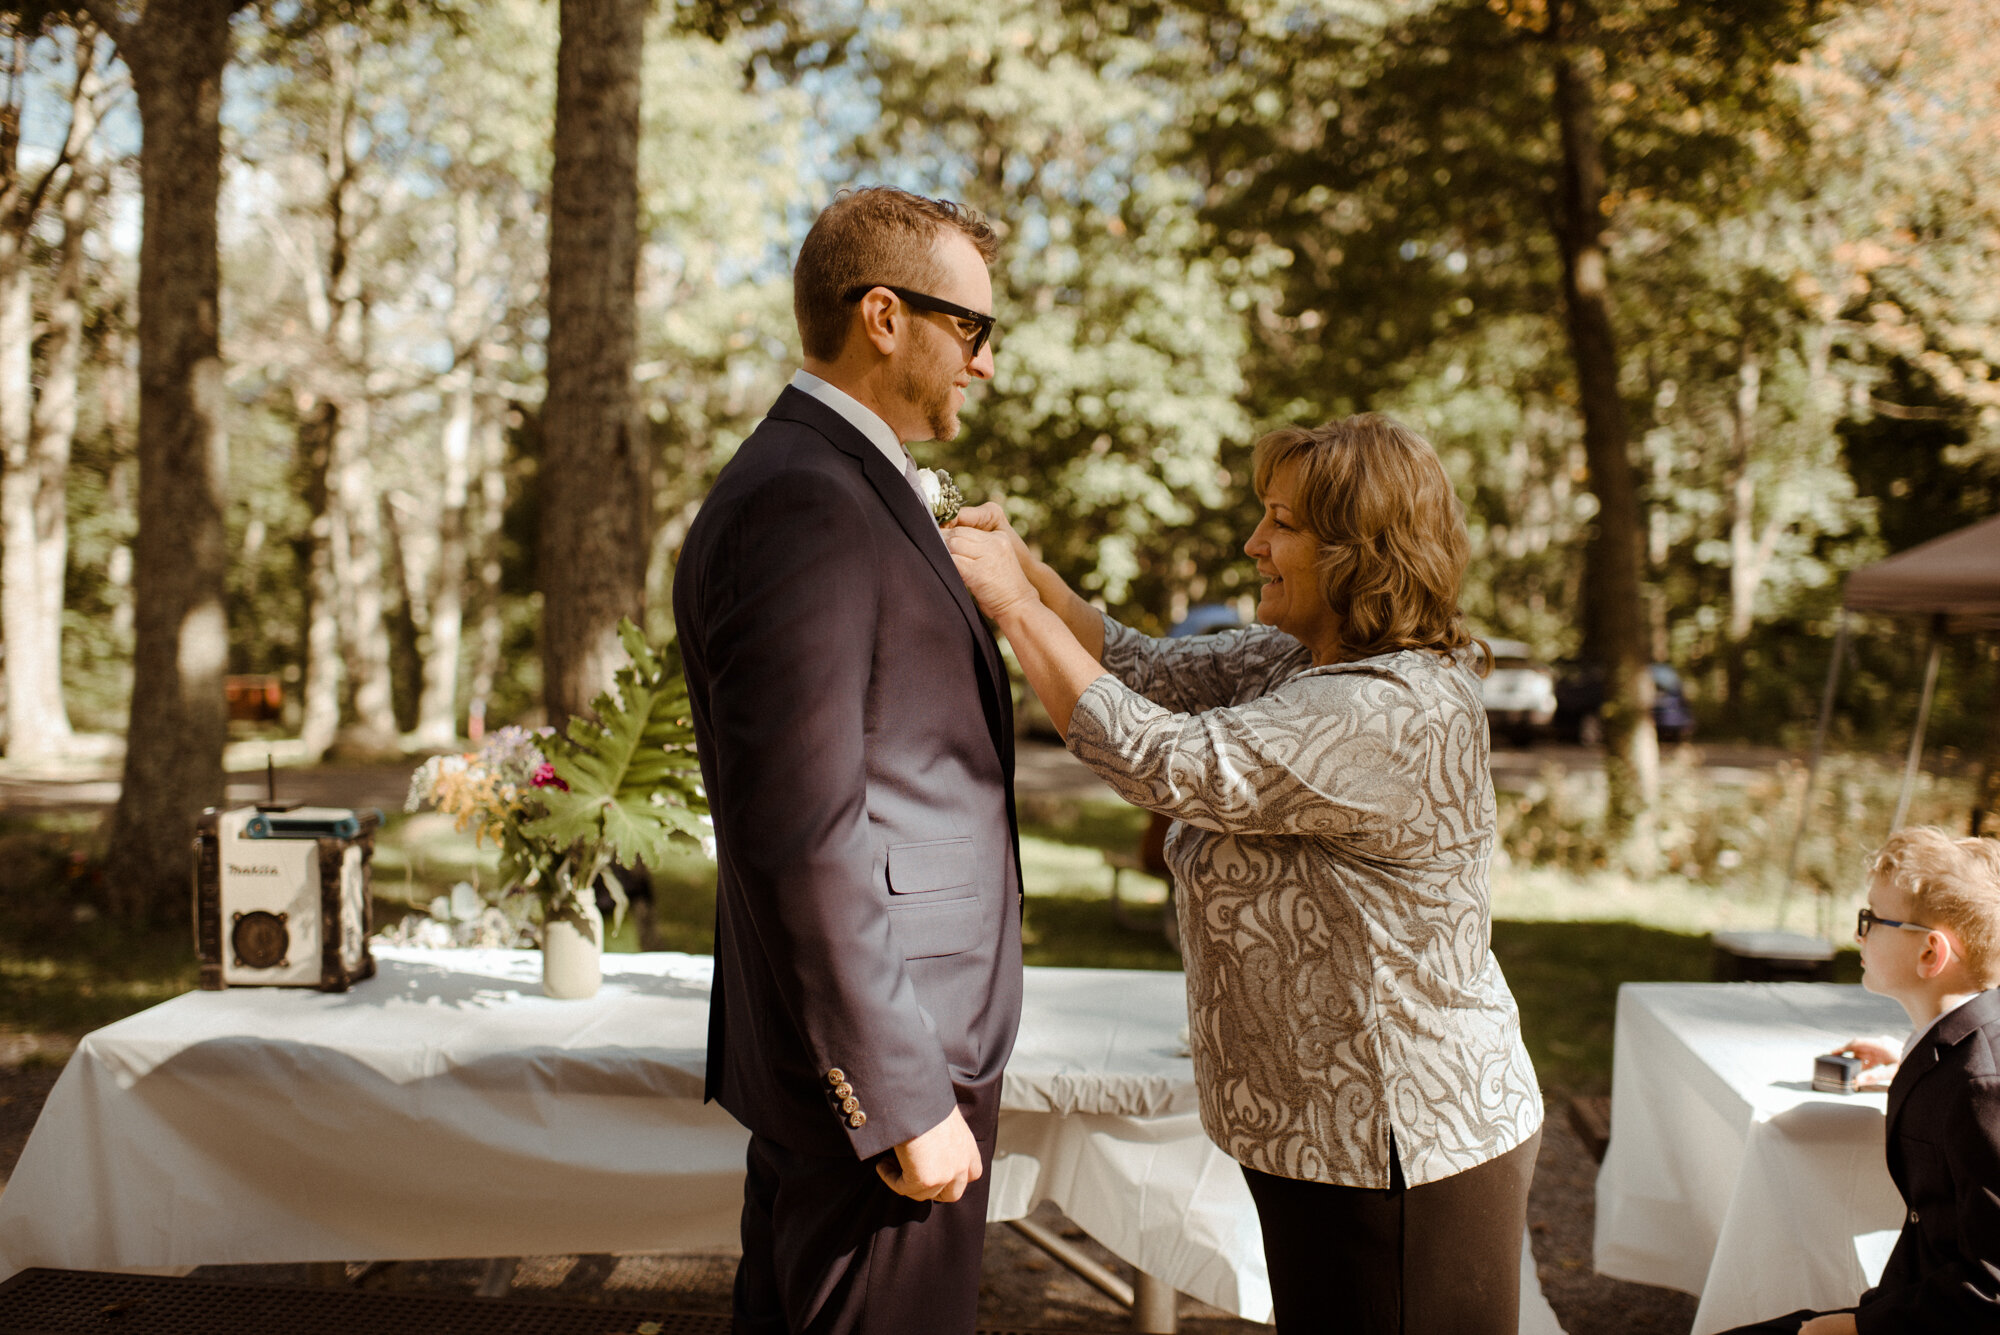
18,171,98,753
327,397,400,754
1975,640,2000,838
296,400,341,757
1550,34,1657,862
540,0,650,723
101,0,237,925
410,190,488,749
1,40,104,760
412,379,471,747
466,403,509,740
0,226,38,756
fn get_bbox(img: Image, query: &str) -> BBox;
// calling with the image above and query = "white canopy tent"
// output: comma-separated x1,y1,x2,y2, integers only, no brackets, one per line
1779,513,2000,929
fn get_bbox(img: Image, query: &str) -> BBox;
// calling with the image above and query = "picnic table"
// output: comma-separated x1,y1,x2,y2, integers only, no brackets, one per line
0,949,1567,1330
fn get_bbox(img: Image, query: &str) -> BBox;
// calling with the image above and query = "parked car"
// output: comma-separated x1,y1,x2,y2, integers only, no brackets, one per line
1167,603,1247,638
1552,661,1695,744
1477,639,1557,746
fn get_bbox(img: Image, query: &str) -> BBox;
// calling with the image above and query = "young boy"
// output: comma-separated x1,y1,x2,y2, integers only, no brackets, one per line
1720,826,2000,1335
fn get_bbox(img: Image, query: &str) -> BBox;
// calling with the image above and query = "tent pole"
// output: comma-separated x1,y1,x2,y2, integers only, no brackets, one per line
1779,612,1848,932
1892,617,1946,834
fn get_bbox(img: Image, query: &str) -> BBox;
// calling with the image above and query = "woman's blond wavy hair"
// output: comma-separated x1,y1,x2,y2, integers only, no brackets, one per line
1251,413,1477,665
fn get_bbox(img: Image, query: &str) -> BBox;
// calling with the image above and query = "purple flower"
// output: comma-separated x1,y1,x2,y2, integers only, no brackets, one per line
531,762,569,792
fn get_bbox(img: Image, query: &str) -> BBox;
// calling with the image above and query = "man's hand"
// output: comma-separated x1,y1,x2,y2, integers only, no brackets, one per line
1833,1035,1904,1090
1799,1313,1857,1335
876,1106,982,1203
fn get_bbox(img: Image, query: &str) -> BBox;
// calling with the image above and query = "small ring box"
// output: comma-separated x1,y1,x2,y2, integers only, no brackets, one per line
1813,1052,1863,1094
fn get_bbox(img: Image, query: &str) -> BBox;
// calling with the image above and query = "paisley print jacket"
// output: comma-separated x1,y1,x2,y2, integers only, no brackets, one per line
1066,618,1542,1188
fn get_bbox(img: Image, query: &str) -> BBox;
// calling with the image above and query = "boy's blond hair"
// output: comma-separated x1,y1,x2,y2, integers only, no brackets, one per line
1870,828,2000,987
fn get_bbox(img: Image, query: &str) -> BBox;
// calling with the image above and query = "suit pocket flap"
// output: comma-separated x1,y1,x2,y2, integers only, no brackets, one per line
887,838,975,894
887,895,982,960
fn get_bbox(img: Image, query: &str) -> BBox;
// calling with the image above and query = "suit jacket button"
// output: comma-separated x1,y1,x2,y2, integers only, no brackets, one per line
848,1111,867,1129
826,1068,846,1085
841,1096,860,1114
834,1082,854,1099
1910,1210,1920,1223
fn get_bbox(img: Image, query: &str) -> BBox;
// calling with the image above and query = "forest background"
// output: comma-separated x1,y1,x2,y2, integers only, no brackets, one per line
2,0,1998,925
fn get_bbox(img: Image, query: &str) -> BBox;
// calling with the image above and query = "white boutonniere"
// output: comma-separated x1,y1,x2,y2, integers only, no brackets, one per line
915,467,962,526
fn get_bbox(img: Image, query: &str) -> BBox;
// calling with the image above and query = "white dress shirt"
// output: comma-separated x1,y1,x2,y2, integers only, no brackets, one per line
1903,992,1982,1059
789,369,923,499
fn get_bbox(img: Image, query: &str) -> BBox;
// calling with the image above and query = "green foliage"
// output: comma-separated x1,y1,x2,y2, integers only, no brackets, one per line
519,620,710,912
19,0,2000,772
1496,749,1980,898
1489,918,1861,1095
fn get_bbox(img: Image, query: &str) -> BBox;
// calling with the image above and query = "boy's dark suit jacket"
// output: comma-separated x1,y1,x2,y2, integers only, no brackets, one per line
1858,987,2000,1332
672,386,1024,1164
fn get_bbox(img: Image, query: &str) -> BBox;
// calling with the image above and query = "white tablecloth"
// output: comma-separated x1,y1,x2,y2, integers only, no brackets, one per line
1593,983,1910,1333
0,949,1562,1330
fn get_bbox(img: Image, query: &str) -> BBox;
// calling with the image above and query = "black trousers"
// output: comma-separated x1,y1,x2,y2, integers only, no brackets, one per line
1243,1128,1542,1335
731,1126,995,1335
1713,1310,1852,1334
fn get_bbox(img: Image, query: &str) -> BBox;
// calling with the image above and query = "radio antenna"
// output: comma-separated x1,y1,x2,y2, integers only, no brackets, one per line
267,753,277,805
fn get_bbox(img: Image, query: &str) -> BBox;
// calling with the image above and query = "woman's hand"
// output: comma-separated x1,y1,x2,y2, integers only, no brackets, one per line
949,501,1034,564
944,524,1040,622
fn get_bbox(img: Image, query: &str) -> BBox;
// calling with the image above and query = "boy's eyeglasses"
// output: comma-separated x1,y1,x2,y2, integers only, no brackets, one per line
1856,907,1935,938
842,284,996,358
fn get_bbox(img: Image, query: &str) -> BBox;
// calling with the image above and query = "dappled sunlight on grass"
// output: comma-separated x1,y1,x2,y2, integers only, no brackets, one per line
1491,917,1861,1094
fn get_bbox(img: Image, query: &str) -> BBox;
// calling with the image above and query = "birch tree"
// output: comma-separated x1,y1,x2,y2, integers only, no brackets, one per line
0,18,110,760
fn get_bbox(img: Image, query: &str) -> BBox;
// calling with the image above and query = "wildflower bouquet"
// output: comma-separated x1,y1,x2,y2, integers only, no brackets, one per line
407,619,709,931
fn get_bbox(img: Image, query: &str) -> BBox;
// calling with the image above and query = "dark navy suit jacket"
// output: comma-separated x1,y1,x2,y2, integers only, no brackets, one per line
1858,986,2000,1333
672,386,1023,1162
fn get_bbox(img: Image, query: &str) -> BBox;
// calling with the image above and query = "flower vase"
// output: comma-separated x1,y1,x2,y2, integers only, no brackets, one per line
542,893,603,1000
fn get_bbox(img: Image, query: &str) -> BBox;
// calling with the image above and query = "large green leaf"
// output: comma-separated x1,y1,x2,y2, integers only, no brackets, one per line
522,619,711,874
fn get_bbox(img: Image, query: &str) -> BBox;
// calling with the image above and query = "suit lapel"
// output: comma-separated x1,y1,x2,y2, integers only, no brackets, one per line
1884,1040,1932,1152
1885,989,2000,1149
769,388,1012,746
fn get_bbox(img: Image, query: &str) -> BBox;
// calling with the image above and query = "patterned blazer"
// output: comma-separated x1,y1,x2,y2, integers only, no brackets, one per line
1066,618,1542,1188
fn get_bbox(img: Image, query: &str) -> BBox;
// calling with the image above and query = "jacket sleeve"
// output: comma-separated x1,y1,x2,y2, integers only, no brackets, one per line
1062,665,1437,844
1097,616,1310,715
695,468,957,1159
1855,1074,2000,1335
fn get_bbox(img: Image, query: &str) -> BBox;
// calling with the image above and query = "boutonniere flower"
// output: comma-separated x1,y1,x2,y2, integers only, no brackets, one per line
916,467,963,526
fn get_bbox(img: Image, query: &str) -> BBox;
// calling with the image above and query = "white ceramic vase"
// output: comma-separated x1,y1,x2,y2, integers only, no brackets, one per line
541,894,603,1000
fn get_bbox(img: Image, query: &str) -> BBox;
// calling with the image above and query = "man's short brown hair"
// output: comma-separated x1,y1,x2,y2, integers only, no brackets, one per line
793,187,999,362
1870,827,2000,986
1250,412,1474,663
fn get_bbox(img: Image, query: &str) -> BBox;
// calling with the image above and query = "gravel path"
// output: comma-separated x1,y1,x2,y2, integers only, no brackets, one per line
2,1054,1697,1331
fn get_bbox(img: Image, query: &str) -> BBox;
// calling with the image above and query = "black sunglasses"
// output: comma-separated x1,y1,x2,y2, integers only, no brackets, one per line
1856,906,1935,938
842,284,996,358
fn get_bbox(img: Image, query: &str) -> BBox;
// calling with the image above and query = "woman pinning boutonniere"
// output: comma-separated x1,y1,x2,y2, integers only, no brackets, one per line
943,413,1543,1335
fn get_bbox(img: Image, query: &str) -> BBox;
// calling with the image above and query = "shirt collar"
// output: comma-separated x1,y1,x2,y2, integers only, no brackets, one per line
1903,992,1982,1059
790,369,908,477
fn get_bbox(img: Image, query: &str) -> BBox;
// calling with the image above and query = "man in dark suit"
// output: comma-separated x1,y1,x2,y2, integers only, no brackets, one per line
671,187,1022,1335
1719,827,2000,1335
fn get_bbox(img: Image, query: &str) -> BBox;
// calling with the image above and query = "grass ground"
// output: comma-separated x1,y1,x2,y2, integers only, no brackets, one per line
1,794,1861,1097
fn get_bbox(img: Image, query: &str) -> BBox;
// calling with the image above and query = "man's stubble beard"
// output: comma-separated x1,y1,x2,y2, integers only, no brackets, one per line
891,338,961,443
